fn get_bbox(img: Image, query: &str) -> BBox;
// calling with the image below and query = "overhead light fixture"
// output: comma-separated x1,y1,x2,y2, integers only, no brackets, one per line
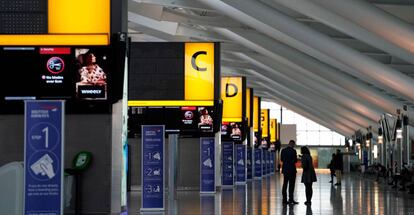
373,145,378,159
396,116,403,139
378,127,383,144
365,139,370,147
378,135,383,144
348,139,353,147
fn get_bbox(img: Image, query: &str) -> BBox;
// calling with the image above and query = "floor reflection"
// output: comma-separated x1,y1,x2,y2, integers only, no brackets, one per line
200,194,215,215
127,170,414,214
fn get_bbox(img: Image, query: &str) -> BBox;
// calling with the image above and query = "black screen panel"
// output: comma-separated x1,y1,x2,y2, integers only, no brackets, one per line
128,43,184,100
0,0,48,34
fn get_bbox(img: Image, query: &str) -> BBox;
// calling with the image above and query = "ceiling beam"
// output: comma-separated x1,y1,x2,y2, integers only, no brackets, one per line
199,0,414,101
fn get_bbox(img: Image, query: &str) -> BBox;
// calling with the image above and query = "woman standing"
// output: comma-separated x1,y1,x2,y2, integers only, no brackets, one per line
301,146,317,205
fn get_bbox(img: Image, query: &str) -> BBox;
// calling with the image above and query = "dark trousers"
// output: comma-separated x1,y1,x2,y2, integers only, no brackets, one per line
304,182,313,202
282,174,296,201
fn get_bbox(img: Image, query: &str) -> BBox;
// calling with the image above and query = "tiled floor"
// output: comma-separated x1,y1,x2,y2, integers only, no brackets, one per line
127,170,414,214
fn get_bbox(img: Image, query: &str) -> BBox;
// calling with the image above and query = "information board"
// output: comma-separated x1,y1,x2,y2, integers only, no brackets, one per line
235,144,246,184
24,100,64,215
246,146,252,180
141,125,165,211
254,149,262,179
222,141,234,186
262,149,268,176
200,137,215,193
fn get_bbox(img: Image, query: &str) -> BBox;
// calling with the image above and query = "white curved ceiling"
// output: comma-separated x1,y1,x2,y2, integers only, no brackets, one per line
127,0,414,137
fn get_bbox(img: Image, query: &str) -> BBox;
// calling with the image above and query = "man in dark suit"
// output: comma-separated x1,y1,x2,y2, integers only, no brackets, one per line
281,140,298,204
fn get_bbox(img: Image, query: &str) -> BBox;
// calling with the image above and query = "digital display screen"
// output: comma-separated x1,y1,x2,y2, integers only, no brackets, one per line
75,48,109,100
0,46,111,101
128,106,216,137
181,106,215,134
261,138,269,148
198,107,213,132
221,122,243,141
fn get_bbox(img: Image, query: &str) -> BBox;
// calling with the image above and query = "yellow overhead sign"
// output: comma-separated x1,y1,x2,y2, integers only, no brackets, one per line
1,0,110,45
253,96,260,132
49,0,110,34
246,88,252,127
270,119,277,142
222,77,243,122
261,109,269,137
185,43,215,101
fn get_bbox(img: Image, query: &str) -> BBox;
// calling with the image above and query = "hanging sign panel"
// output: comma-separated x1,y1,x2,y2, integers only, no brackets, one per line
253,96,261,132
221,76,246,122
246,88,253,127
261,109,269,138
270,119,277,142
185,43,215,101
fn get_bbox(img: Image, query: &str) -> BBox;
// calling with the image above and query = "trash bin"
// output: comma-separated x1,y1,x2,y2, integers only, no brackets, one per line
65,151,93,215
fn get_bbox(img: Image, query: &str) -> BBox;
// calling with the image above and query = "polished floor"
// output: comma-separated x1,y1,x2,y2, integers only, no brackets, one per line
127,170,414,214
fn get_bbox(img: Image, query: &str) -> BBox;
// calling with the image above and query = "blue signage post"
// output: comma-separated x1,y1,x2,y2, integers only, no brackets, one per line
24,100,64,215
222,141,234,186
254,148,262,179
141,125,165,211
266,150,271,175
246,147,252,180
235,144,246,184
262,149,267,176
270,152,275,174
200,137,215,193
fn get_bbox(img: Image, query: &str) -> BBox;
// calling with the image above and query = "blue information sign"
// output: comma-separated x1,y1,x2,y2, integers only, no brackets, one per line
363,150,368,169
270,152,275,174
222,141,234,186
246,147,252,180
141,125,165,211
200,137,215,193
254,149,262,178
24,100,64,215
266,150,271,175
262,149,267,176
235,144,246,184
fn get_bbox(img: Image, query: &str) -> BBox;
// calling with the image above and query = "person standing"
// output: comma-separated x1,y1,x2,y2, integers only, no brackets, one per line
328,153,336,183
301,146,317,205
334,149,343,186
281,140,298,204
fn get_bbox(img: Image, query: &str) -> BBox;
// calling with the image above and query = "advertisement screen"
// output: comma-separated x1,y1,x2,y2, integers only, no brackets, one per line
198,107,214,132
75,48,109,100
221,122,243,141
0,46,111,101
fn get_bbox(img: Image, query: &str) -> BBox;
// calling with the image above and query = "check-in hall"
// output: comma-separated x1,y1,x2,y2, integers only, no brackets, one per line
2,0,414,215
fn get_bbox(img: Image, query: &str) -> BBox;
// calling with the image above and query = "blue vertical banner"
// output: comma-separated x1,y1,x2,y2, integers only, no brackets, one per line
363,150,368,169
200,137,215,193
266,150,271,175
262,149,267,176
246,147,252,180
141,125,165,211
222,141,234,186
254,149,262,179
235,144,246,184
270,152,275,174
24,100,64,215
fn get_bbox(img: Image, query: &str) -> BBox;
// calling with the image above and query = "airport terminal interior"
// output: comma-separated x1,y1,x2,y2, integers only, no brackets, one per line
2,0,414,214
